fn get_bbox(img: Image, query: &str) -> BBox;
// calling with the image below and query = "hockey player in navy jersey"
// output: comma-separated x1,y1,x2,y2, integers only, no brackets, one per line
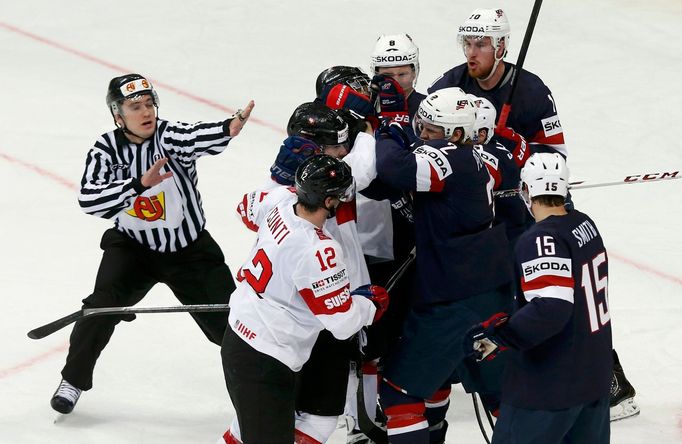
370,34,426,122
374,88,514,444
429,8,565,166
464,153,612,443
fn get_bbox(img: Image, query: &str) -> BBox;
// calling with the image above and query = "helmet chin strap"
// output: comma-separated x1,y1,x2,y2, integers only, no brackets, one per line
477,41,506,82
325,203,337,219
479,53,503,82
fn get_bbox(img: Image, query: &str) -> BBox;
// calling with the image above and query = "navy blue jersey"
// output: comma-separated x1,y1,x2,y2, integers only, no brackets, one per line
376,138,513,303
429,62,566,157
500,210,613,410
406,90,426,123
475,142,529,246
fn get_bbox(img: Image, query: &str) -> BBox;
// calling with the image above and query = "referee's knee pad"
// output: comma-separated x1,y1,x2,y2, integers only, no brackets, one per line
294,412,337,443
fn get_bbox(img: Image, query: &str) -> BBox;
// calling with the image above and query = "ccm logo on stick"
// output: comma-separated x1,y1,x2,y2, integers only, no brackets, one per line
624,171,679,182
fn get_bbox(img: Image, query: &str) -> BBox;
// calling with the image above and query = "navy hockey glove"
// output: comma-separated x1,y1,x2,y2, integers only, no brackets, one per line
495,126,530,168
321,83,375,120
376,119,412,150
463,312,510,361
270,136,321,185
370,75,410,126
351,284,389,322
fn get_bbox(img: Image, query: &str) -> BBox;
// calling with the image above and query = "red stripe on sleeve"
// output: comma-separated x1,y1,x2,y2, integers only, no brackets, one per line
484,163,502,189
522,274,575,292
530,131,565,146
299,286,353,315
429,165,445,192
237,194,259,232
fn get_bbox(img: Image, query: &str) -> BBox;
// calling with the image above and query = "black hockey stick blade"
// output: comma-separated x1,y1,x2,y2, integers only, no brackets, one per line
27,303,231,340
28,309,83,340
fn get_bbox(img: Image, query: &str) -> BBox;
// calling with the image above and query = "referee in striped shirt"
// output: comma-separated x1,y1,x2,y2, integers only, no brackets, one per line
50,73,254,415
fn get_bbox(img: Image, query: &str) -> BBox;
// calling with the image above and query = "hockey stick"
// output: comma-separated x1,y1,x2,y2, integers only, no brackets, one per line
471,393,492,444
353,247,416,442
27,249,419,341
496,0,544,129
493,170,682,198
27,304,229,340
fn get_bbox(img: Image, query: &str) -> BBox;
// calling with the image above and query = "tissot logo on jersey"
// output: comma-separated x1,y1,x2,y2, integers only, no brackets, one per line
125,192,166,221
522,256,572,281
311,269,347,295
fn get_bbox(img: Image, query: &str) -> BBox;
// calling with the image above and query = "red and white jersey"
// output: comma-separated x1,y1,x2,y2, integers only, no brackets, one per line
237,180,370,289
230,191,375,371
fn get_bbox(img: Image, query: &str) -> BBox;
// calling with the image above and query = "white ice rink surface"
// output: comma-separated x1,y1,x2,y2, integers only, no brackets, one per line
1,0,681,442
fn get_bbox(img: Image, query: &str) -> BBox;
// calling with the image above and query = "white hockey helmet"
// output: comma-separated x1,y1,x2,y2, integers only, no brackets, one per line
370,34,420,85
414,87,477,142
468,95,497,144
520,153,570,211
457,9,510,56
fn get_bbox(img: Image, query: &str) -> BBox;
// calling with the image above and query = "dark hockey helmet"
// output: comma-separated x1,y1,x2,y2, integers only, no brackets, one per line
106,73,159,116
315,66,371,98
287,102,349,147
295,154,355,208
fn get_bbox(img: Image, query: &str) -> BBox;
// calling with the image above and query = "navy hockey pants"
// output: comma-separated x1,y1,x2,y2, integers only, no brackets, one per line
492,396,610,444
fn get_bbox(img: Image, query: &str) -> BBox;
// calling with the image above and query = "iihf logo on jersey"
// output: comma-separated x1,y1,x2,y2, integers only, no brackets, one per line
126,192,166,221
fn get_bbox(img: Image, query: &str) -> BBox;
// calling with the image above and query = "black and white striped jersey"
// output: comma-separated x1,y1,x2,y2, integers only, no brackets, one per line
78,119,232,252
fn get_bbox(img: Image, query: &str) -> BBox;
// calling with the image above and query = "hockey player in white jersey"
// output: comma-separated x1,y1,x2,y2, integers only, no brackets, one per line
233,103,375,443
220,154,389,444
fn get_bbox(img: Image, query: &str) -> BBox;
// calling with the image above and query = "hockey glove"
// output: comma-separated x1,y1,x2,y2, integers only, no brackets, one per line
376,119,412,150
270,136,321,185
335,108,369,147
463,312,510,362
495,126,530,168
370,75,410,126
321,83,375,120
351,284,389,322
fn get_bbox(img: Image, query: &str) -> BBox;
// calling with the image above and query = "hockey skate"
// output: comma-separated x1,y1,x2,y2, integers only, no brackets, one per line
610,351,640,422
50,379,82,414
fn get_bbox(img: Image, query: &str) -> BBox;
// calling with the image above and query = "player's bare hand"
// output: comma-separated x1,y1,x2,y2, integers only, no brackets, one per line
141,158,173,188
228,100,255,137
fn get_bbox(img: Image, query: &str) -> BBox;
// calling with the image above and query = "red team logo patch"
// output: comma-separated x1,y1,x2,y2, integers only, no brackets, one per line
126,192,166,221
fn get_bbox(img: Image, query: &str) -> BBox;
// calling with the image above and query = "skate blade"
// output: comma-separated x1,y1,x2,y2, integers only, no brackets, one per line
53,413,66,424
610,397,640,422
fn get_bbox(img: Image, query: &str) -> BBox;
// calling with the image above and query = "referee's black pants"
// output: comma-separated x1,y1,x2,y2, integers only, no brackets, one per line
61,228,235,391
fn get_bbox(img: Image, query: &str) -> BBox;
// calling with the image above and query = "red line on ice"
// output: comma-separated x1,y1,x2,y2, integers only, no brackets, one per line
0,343,68,379
0,21,285,134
